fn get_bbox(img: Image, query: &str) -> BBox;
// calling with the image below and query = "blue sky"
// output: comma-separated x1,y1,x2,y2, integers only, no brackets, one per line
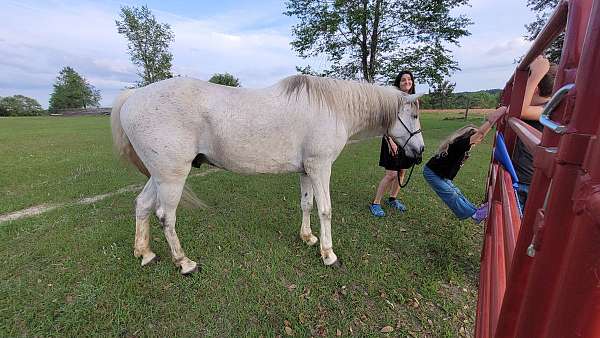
0,0,537,108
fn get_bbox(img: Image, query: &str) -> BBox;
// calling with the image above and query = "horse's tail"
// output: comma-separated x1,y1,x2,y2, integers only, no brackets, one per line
110,89,151,177
110,89,208,209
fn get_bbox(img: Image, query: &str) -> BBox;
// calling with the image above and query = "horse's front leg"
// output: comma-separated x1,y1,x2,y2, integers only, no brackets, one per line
306,164,341,268
299,173,318,246
155,176,198,275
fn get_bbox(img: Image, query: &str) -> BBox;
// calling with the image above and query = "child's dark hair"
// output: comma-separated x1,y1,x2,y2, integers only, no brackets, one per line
393,70,416,94
538,63,558,97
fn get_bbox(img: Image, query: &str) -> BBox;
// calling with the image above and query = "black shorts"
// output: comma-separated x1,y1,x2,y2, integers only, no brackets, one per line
378,137,407,171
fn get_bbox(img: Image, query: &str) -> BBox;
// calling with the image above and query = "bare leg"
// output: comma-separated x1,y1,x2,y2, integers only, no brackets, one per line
134,178,158,266
373,170,397,204
306,163,338,266
155,174,198,275
299,173,318,246
389,169,405,198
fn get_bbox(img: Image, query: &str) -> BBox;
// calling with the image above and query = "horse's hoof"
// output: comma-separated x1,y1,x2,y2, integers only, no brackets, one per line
328,259,344,270
181,265,199,276
141,253,159,266
180,260,199,275
302,234,319,246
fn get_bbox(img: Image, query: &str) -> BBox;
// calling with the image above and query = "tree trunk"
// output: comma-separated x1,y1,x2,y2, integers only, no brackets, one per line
368,0,382,82
359,0,371,83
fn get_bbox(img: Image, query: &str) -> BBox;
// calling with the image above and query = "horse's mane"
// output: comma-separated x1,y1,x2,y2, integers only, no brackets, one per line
280,75,408,129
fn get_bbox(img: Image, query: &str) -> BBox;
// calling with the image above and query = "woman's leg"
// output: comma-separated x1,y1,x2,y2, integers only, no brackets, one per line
423,166,477,220
389,169,405,198
373,170,396,204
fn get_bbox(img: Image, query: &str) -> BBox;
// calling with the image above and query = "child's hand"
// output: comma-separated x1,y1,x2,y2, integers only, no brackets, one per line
529,56,550,79
487,106,507,124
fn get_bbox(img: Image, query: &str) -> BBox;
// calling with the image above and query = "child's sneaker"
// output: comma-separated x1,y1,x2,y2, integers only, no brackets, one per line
386,198,407,212
369,203,385,217
472,202,489,224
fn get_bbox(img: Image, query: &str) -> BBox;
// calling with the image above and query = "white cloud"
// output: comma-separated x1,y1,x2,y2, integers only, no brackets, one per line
0,0,544,106
484,37,532,57
0,0,303,107
446,0,536,92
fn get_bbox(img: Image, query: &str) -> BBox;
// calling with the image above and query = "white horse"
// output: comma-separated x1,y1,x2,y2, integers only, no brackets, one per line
111,75,424,275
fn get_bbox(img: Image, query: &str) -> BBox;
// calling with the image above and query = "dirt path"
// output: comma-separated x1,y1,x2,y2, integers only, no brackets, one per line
0,169,220,224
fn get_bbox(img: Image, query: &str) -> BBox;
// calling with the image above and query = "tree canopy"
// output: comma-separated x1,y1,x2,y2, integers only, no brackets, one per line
48,67,101,111
208,73,241,87
419,89,501,109
526,0,562,64
0,95,45,116
284,0,472,85
116,5,175,87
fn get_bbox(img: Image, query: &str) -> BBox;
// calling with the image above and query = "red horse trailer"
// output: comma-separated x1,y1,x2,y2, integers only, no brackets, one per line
476,0,600,337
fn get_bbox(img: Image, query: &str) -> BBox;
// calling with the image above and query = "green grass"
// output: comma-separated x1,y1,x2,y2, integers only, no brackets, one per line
0,117,144,215
0,113,490,337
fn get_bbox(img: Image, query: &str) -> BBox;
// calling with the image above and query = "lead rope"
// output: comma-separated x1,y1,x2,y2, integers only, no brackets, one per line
398,163,416,188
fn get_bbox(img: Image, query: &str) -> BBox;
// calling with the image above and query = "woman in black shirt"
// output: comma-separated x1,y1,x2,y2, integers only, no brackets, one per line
423,106,506,223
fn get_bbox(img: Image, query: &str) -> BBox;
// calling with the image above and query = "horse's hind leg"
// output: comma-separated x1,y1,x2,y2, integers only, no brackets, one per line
134,178,158,266
155,174,198,275
299,173,318,246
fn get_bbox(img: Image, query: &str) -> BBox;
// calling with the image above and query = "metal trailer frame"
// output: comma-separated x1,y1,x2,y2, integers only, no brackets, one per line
475,0,600,337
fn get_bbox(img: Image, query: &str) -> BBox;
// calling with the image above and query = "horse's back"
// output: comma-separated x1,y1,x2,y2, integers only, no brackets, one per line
118,77,344,175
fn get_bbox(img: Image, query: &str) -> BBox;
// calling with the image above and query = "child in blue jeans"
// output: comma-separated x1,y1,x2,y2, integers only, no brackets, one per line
423,107,506,223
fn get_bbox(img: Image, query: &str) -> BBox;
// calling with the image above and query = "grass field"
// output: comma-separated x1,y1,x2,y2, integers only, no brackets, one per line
0,112,491,337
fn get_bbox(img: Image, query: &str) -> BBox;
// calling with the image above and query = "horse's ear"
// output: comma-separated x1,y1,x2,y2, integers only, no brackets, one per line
405,92,425,103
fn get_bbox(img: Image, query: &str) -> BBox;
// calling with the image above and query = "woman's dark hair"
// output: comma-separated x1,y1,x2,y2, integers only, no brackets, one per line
393,70,416,94
538,63,558,97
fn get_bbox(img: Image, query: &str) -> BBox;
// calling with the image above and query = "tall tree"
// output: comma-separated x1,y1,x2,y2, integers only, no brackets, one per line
284,0,471,85
0,95,45,116
208,73,241,87
429,79,455,109
48,67,101,111
525,0,562,64
116,5,174,86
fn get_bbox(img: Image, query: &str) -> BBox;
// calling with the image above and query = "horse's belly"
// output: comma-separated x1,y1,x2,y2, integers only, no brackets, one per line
232,162,303,174
220,161,303,174
208,153,304,174
203,134,306,174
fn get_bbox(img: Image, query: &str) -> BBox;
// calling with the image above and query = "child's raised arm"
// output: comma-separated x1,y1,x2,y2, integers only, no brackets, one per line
470,106,508,145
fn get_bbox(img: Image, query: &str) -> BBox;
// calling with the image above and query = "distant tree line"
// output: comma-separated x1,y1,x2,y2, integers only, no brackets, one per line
419,85,501,109
0,95,45,116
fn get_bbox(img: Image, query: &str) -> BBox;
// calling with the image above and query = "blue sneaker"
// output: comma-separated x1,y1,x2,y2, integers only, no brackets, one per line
386,198,407,212
369,203,385,217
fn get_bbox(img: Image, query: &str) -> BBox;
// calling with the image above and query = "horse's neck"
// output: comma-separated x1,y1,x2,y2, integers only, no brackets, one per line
344,115,386,141
348,128,384,142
